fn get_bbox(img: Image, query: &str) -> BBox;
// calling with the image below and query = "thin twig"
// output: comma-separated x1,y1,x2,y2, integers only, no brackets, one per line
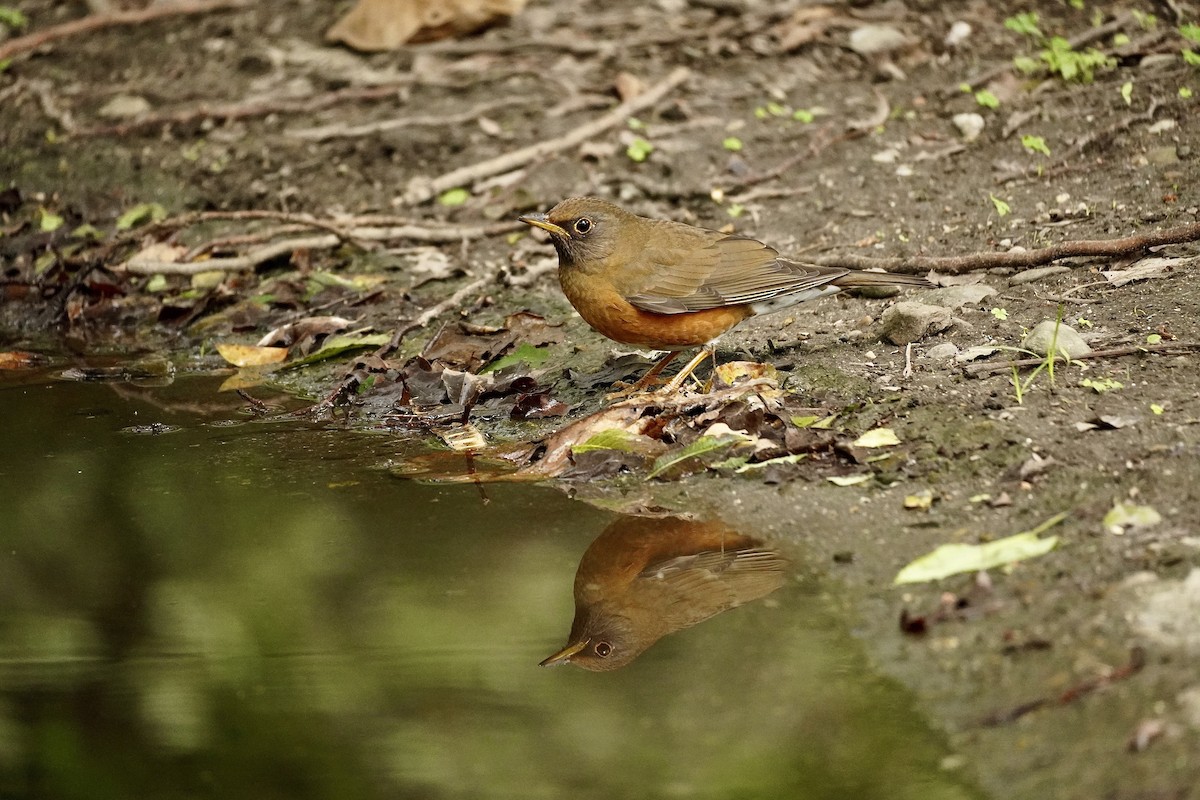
73,82,412,137
807,221,1200,276
963,342,1200,377
402,66,691,205
0,0,252,62
285,98,526,142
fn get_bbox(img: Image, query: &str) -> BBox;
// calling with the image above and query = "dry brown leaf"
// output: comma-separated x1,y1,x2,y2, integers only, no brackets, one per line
216,344,289,368
327,0,528,52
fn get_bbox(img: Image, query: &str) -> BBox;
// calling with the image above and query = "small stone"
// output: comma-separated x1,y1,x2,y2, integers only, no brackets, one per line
878,301,952,345
849,24,911,55
944,21,971,48
925,342,960,361
1020,320,1091,359
923,284,997,309
98,95,151,119
952,112,984,142
1009,266,1071,285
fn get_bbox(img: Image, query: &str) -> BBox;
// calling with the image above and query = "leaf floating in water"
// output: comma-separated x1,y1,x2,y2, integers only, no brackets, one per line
893,511,1068,584
437,423,487,452
852,427,901,448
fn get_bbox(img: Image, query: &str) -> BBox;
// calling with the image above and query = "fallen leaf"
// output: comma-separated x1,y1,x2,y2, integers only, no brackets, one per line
894,512,1067,584
1103,501,1162,535
648,433,750,479
216,344,289,367
852,427,901,448
327,0,528,51
827,474,871,487
904,490,935,510
286,333,391,367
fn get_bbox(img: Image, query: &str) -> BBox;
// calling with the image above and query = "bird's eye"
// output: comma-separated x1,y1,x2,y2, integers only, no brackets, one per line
594,641,612,658
573,217,593,235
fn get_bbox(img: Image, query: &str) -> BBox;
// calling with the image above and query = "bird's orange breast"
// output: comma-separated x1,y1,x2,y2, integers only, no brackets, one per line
559,268,753,350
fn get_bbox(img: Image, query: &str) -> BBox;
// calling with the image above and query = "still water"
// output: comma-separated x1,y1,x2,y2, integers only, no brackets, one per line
0,373,980,799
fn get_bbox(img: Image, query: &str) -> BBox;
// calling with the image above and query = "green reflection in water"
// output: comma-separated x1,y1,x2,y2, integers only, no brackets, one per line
0,376,982,800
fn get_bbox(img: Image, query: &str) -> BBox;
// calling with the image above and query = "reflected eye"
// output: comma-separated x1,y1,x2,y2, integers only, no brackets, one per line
573,217,593,235
594,641,612,658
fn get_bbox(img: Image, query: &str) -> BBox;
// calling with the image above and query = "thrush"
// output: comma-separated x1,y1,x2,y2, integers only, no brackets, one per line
519,197,932,393
540,515,787,671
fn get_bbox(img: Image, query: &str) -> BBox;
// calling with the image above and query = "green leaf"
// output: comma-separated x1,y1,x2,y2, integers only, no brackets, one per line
1146,333,1162,344
1120,80,1133,105
0,6,28,28
734,453,806,473
722,136,743,152
765,101,788,117
791,108,815,123
70,223,104,240
626,117,645,131
481,342,549,373
1004,12,1041,38
1021,135,1051,156
989,194,1011,217
284,333,390,367
1103,501,1162,534
39,208,64,232
1079,376,1122,393
827,474,871,487
852,427,901,448
1181,86,1194,98
1150,403,1165,415
437,188,470,207
974,90,999,109
115,202,167,230
726,203,745,218
792,414,837,429
145,274,169,293
894,512,1067,584
647,433,749,478
625,137,653,163
990,306,1009,320
1183,49,1200,67
1180,23,1200,44
572,429,647,455
1013,55,1042,75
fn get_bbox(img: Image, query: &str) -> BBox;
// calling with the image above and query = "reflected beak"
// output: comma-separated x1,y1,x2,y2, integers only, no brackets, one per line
539,638,589,667
518,212,569,239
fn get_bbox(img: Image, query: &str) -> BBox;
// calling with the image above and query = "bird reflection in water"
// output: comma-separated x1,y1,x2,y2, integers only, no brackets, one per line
541,515,788,671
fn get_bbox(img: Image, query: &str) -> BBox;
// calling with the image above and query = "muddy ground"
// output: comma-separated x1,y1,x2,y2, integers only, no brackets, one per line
3,0,1200,797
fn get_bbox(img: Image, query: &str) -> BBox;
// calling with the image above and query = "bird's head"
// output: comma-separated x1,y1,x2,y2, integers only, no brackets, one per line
518,197,633,271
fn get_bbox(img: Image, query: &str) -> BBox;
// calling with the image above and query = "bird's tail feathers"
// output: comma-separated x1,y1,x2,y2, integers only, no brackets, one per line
832,269,933,288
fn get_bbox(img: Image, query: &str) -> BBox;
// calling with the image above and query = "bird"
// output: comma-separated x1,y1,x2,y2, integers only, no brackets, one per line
540,515,787,671
519,197,933,394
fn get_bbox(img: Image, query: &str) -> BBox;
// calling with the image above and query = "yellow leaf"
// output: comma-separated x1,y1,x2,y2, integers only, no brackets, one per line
216,344,289,367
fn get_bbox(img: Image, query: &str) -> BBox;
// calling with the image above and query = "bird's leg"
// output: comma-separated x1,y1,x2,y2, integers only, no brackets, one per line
660,343,716,395
605,350,681,399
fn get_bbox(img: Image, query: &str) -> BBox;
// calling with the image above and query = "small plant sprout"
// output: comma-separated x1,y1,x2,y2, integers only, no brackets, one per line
1120,81,1134,105
1181,87,1194,98
1004,12,1041,38
989,194,1011,217
1150,404,1165,415
1022,135,1051,156
991,307,1009,320
722,137,743,152
625,137,653,163
975,89,1000,109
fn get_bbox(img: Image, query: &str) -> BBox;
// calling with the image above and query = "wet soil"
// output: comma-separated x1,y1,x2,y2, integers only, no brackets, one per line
2,1,1200,797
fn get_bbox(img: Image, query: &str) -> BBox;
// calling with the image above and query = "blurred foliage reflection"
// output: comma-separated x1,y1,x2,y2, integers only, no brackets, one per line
0,376,982,799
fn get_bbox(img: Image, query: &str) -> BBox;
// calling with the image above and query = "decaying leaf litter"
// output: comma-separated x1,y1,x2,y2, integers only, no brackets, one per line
3,0,1200,795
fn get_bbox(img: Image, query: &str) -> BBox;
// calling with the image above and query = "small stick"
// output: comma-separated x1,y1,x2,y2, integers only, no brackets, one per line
963,342,1200,378
0,0,251,62
285,98,521,142
402,66,691,205
806,221,1200,276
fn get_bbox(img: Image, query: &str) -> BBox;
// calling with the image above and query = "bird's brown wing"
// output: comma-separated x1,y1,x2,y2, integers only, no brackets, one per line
634,548,788,631
624,231,851,314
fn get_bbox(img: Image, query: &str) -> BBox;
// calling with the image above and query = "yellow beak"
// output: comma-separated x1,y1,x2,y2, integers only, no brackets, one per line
518,212,569,239
539,638,589,667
